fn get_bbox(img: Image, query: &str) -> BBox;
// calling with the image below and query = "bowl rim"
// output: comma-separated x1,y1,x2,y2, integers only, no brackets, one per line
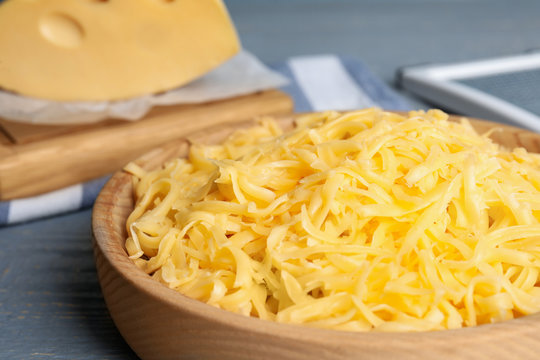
92,112,540,348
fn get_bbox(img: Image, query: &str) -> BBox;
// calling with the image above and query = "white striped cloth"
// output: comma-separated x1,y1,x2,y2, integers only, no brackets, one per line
0,54,411,226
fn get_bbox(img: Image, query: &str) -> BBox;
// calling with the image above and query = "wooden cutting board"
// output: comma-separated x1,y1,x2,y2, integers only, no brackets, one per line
0,90,293,200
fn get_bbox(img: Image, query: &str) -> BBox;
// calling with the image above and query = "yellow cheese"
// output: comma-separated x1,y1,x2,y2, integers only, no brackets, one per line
0,0,240,101
125,109,540,331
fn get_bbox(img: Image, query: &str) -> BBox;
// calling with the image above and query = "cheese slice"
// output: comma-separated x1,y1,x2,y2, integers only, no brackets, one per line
0,0,240,101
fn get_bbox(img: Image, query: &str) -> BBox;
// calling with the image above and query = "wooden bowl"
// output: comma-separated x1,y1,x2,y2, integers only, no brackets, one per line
92,114,540,360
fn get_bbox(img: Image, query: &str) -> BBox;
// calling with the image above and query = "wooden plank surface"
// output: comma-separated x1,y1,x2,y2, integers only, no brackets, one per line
0,129,12,157
0,90,293,200
0,209,139,359
0,117,110,144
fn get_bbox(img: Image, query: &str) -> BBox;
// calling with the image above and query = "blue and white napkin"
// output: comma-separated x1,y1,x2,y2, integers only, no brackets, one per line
0,54,412,226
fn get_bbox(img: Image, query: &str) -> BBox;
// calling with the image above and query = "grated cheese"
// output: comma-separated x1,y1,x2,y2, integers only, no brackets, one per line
125,108,540,331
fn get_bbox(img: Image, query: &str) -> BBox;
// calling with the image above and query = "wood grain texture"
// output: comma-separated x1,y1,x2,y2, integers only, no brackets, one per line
0,90,293,201
0,208,139,359
0,117,109,144
92,114,540,360
0,131,12,157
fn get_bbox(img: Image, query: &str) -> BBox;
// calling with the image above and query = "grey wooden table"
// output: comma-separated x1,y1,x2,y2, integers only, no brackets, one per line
2,1,540,358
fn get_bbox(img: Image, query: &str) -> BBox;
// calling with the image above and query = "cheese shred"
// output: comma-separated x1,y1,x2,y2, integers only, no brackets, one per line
125,108,540,331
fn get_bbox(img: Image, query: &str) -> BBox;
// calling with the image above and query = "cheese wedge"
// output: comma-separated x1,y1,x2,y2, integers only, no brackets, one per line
0,0,240,101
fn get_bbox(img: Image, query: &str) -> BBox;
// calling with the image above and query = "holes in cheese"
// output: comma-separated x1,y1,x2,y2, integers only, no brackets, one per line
125,109,540,331
0,0,240,101
39,13,84,49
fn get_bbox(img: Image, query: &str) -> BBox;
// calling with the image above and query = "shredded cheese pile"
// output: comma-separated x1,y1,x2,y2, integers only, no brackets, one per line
125,108,540,331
